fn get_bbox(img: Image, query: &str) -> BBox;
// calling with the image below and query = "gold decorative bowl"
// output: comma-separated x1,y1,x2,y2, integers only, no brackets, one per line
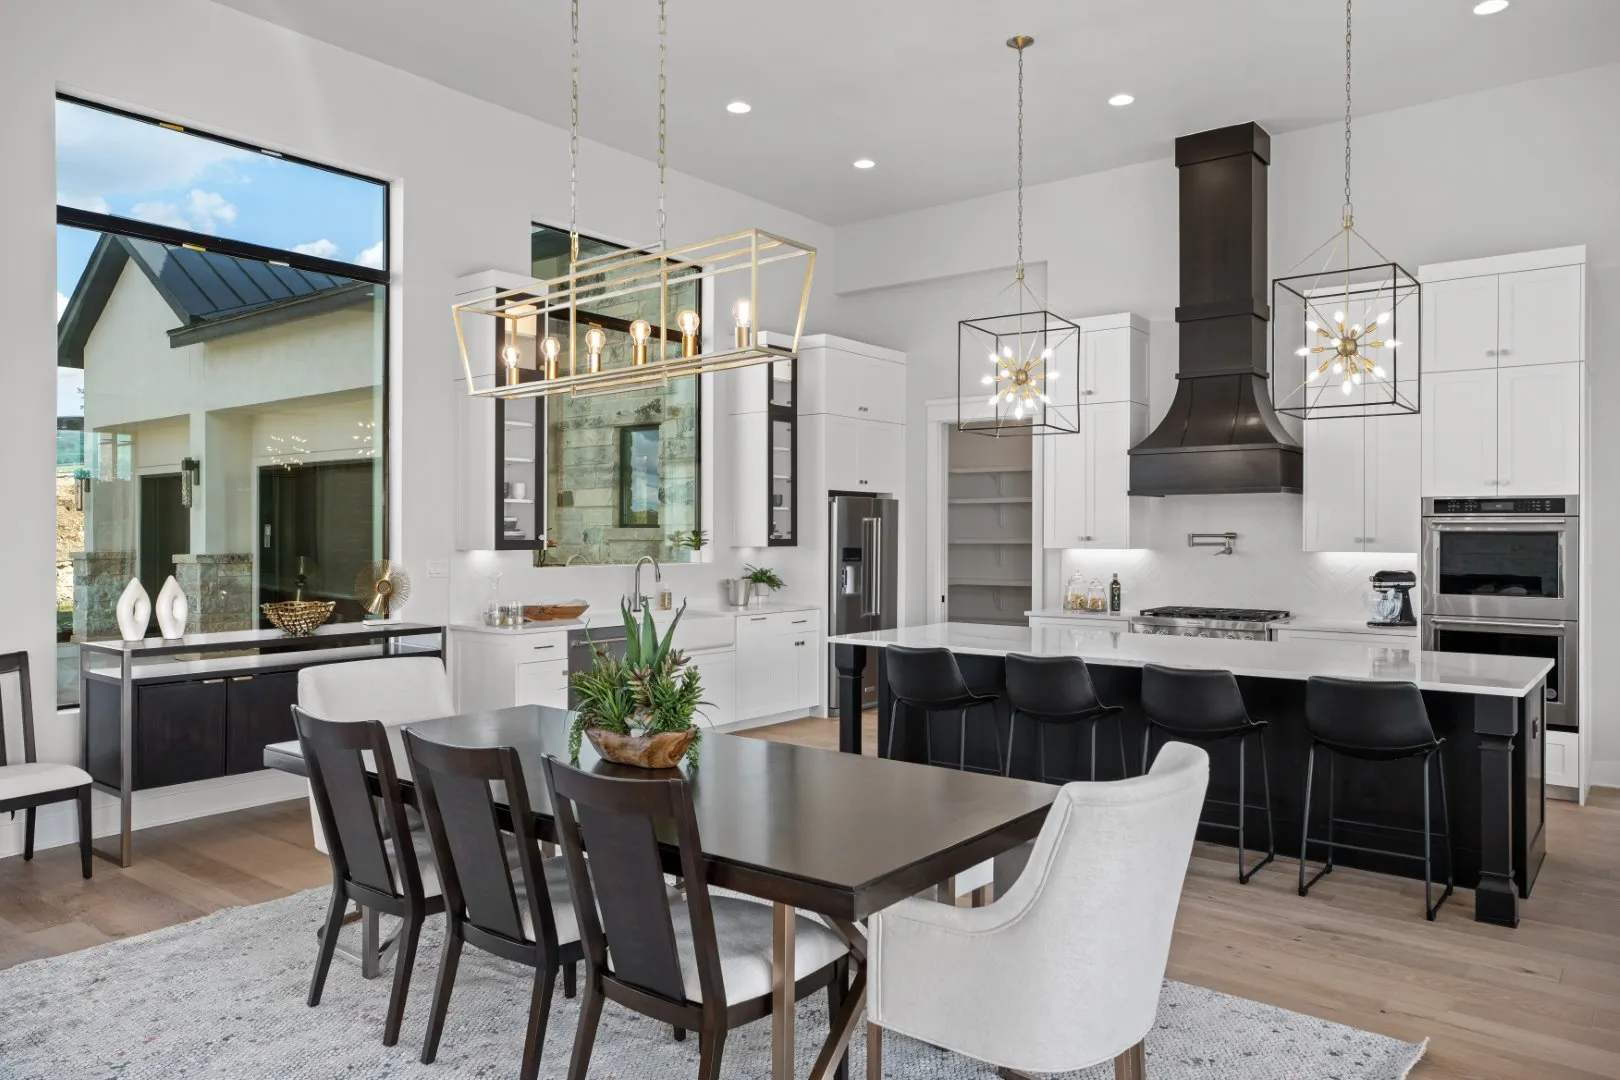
262,600,336,636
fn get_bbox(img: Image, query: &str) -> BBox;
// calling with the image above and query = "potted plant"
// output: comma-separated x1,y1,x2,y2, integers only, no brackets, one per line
569,599,706,768
743,564,785,608
668,529,709,562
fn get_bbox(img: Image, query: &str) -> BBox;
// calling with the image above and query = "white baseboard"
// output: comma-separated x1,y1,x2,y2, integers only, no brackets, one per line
1586,759,1620,791
714,708,822,735
0,770,307,860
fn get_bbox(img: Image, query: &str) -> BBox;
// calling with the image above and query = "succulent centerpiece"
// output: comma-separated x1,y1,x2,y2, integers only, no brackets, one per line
568,600,706,769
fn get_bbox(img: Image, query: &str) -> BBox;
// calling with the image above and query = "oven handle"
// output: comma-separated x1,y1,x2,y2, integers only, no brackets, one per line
1426,616,1571,633
1426,519,1567,530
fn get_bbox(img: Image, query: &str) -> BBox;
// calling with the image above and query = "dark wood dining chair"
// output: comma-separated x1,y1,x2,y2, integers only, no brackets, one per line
295,706,442,1047
403,729,584,1080
0,651,92,878
540,754,852,1080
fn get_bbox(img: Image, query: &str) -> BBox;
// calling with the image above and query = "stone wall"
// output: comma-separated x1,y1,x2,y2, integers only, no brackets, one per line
70,550,134,641
174,553,254,633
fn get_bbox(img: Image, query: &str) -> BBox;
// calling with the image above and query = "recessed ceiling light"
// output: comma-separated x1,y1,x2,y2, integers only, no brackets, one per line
726,101,752,114
1473,0,1509,13
853,158,876,169
1108,93,1135,107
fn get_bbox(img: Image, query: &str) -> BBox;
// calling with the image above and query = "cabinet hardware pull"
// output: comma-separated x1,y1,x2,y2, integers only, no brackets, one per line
230,675,254,682
791,619,808,624
750,617,767,621
202,678,225,685
533,644,556,650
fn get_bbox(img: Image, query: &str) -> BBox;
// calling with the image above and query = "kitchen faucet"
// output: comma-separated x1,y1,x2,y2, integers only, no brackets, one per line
630,555,661,614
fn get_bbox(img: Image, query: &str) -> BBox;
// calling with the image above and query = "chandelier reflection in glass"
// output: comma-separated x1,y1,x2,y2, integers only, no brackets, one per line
957,36,1081,437
452,0,814,401
1272,0,1419,421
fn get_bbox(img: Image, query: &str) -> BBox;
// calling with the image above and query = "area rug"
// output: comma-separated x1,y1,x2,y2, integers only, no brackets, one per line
0,889,1425,1079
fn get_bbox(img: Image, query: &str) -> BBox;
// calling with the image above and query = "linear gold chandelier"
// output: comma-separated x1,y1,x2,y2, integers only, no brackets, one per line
453,0,815,400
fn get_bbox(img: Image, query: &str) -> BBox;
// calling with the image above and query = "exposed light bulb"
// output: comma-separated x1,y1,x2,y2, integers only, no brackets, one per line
1046,369,1060,379
1332,360,1344,374
732,297,753,348
1372,364,1387,379
988,352,999,364
1386,339,1402,348
1041,348,1053,359
1377,311,1391,324
981,374,994,385
1002,346,1014,358
1306,320,1320,332
1307,368,1321,382
677,308,701,358
1334,311,1345,325
1352,371,1363,385
1341,379,1354,396
1295,347,1311,357
988,394,1001,405
629,318,652,365
726,101,752,114
540,335,561,379
584,326,607,374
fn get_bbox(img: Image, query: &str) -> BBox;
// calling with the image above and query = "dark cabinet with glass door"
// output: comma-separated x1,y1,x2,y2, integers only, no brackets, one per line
729,356,798,548
769,358,798,546
495,394,545,550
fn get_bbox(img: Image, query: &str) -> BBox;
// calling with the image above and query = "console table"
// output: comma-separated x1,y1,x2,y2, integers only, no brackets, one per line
80,621,445,866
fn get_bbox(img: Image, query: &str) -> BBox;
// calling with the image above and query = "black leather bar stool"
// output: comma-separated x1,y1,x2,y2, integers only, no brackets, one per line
1140,664,1275,884
1002,654,1126,783
885,644,1002,774
1299,676,1453,921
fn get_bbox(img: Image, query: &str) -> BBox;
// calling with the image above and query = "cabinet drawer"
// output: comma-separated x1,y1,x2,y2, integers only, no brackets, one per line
736,610,817,633
224,671,299,775
135,679,228,790
514,658,570,709
1277,628,1418,650
1545,729,1578,789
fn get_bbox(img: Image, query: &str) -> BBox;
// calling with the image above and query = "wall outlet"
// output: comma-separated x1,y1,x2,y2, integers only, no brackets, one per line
425,558,450,579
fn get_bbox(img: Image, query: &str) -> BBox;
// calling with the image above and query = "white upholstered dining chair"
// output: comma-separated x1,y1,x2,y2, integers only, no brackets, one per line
297,656,456,853
866,741,1209,1079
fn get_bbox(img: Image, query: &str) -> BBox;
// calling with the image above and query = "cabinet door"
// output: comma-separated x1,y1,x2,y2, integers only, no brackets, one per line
1498,363,1580,496
1085,328,1142,404
1302,415,1367,551
1042,429,1089,548
816,352,905,425
514,658,569,709
782,613,820,710
1085,402,1138,548
224,671,299,775
1422,276,1499,373
1498,265,1582,368
135,679,227,790
735,617,776,718
688,651,736,729
1364,412,1421,553
1422,369,1498,496
858,421,904,494
821,414,864,492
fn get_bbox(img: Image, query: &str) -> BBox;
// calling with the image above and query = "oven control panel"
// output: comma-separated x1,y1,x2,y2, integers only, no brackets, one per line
1429,497,1567,515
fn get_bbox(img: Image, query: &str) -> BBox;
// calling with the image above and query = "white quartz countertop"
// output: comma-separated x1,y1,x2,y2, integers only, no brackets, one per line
452,601,819,637
829,622,1550,698
1027,609,1134,620
1282,617,1419,636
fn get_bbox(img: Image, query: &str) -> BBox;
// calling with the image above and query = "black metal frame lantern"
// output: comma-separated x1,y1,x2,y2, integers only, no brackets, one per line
958,305,1081,436
1272,260,1420,420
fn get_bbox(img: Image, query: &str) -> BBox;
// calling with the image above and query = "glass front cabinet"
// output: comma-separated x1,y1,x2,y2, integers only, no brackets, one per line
495,395,545,550
731,356,798,547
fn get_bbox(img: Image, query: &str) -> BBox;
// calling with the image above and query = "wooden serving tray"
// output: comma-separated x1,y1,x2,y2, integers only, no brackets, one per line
523,601,590,622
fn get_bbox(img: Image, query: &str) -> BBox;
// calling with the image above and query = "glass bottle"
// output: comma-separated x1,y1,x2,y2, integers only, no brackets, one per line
1110,573,1122,613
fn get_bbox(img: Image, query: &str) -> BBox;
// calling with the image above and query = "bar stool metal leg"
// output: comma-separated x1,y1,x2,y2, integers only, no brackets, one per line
990,705,1005,775
1088,723,1099,782
886,701,902,760
1298,743,1316,897
1234,730,1277,884
959,710,969,771
1004,710,1020,778
1116,718,1130,778
1324,751,1337,875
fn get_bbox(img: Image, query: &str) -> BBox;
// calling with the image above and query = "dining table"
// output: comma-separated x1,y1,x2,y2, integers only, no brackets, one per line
264,705,1058,1080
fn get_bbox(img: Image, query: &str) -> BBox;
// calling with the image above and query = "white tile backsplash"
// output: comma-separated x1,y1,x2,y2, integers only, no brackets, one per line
1053,494,1416,620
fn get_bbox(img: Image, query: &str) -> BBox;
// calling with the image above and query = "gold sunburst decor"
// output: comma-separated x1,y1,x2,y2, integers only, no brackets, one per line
356,560,411,619
1272,0,1419,420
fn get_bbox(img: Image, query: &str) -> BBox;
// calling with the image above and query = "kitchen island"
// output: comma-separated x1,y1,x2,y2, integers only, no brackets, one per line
830,622,1552,927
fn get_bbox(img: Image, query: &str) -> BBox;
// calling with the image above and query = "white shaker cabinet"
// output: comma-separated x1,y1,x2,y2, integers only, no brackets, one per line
1363,412,1421,553
1042,401,1145,549
1497,363,1581,495
1422,368,1499,497
1422,276,1499,373
812,414,903,495
1082,324,1149,405
1302,411,1418,553
1499,265,1583,369
734,609,820,720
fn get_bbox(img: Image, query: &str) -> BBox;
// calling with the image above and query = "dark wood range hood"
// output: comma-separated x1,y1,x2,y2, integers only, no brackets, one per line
1128,122,1303,496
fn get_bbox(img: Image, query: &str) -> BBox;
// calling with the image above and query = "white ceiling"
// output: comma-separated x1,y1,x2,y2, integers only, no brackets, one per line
211,0,1620,225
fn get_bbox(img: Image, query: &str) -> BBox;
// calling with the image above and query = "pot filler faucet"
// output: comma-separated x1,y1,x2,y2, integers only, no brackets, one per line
629,555,661,614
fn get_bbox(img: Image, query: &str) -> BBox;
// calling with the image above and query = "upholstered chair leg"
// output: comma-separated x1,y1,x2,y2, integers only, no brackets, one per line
518,966,556,1080
866,1020,882,1080
563,960,577,999
22,806,36,860
77,786,93,878
382,912,424,1046
1115,1039,1147,1079
565,979,604,1080
673,1026,686,1041
308,885,347,1007
420,924,464,1064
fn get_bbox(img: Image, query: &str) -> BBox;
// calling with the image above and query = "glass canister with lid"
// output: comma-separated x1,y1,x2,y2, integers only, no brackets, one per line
1087,578,1107,611
1065,571,1087,611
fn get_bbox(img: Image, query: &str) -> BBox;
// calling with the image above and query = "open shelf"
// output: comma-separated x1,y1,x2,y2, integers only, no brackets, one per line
949,496,1031,505
949,537,1032,546
503,456,534,465
503,419,534,429
949,577,1034,588
949,465,1032,475
503,498,534,505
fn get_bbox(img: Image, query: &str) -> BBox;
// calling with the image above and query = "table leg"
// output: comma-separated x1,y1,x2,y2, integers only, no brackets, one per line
834,644,867,755
772,902,797,1080
866,1021,882,1080
934,877,957,905
92,650,136,867
815,918,868,1080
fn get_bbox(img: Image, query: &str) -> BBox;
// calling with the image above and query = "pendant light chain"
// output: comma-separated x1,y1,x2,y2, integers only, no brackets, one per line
1342,0,1354,227
657,0,668,254
1015,41,1025,282
569,0,581,264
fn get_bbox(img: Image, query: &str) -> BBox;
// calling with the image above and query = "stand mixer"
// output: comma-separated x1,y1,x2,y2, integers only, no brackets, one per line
1368,570,1417,628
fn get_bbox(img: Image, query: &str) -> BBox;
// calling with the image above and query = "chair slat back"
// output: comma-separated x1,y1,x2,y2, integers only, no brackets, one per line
404,731,556,948
293,706,417,900
0,651,37,769
541,756,720,1007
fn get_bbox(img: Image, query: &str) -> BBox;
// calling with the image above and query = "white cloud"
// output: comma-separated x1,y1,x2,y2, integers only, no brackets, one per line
57,291,69,321
293,238,339,260
355,241,385,269
128,188,238,235
57,191,109,215
54,98,252,211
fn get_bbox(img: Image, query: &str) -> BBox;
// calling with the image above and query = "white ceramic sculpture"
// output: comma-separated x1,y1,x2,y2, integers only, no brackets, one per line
155,575,189,639
115,577,152,642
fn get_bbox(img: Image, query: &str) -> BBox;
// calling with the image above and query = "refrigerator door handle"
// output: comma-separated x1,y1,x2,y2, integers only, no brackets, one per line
869,517,883,619
860,517,879,618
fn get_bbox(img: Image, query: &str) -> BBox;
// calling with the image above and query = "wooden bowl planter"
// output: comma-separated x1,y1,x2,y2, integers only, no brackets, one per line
585,727,695,770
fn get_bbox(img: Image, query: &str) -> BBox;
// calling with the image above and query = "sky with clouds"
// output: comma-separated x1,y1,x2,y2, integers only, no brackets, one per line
54,98,386,307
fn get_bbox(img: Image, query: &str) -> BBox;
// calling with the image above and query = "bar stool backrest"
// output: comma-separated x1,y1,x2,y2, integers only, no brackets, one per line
886,645,973,708
1141,664,1250,734
1005,654,1108,718
1305,676,1436,754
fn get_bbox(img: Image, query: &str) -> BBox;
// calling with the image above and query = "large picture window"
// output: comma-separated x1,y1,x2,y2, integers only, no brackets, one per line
54,97,389,706
530,224,701,565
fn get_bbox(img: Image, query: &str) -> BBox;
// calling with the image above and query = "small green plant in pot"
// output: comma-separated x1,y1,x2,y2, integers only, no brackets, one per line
743,564,785,607
569,599,707,768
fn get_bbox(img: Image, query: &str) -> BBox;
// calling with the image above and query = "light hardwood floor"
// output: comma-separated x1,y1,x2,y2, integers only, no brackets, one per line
1,714,1615,1080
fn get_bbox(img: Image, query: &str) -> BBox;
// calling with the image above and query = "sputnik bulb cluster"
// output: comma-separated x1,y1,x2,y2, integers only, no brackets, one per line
981,341,1059,420
1296,307,1401,396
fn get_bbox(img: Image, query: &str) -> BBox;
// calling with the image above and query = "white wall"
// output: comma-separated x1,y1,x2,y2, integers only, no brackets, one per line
0,0,838,854
833,62,1620,780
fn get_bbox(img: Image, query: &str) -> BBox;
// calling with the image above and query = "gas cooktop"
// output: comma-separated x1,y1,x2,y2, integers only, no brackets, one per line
1138,607,1292,621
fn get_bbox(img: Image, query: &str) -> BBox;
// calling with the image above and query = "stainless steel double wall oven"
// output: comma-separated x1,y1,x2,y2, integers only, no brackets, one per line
1421,497,1578,732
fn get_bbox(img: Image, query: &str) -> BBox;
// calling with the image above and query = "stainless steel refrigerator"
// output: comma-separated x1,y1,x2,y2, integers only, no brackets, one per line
828,494,900,708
